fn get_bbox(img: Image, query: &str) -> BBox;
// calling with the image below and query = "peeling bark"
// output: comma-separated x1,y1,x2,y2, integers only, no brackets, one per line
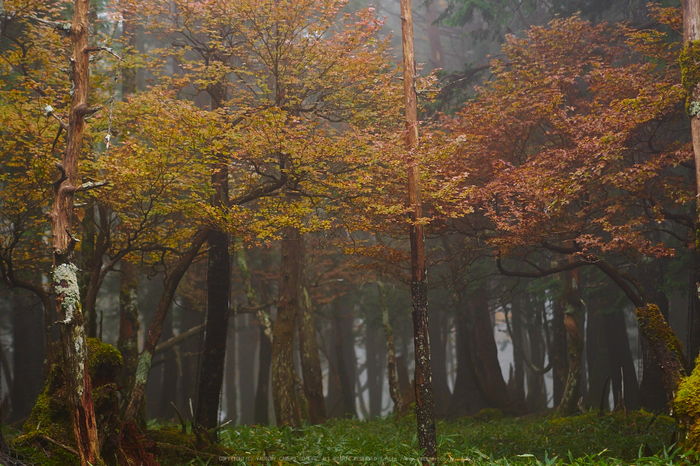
48,1,101,463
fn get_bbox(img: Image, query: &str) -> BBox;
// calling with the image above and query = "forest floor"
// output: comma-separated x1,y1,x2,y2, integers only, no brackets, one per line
4,409,696,465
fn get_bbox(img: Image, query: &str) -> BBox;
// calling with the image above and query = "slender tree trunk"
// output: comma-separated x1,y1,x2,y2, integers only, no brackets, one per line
124,228,210,423
525,295,547,412
604,308,640,410
158,311,178,419
333,304,357,418
298,285,327,424
429,306,451,418
400,0,436,459
255,325,272,424
365,323,384,419
271,226,303,427
49,1,102,463
227,318,239,423
237,314,258,424
9,295,45,423
550,291,568,406
509,297,526,406
378,281,405,415
117,260,139,417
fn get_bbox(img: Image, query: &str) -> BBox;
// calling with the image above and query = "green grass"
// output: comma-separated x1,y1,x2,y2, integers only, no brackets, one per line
7,410,699,465
208,410,694,465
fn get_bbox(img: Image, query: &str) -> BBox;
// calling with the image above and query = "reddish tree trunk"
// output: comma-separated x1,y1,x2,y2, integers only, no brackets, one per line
48,1,101,463
400,0,436,460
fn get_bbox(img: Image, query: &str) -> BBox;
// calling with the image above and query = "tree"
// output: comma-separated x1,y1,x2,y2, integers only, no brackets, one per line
431,11,691,407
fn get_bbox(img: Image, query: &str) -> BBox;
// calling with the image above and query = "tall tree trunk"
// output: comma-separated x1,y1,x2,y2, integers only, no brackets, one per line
49,1,102,463
9,295,45,423
226,318,239,423
555,269,584,416
429,305,451,418
378,281,405,415
509,297,526,406
195,228,231,430
365,322,384,419
271,226,302,427
117,260,139,417
449,306,485,417
400,0,436,458
298,285,327,424
525,295,547,412
604,308,640,410
124,228,210,423
465,288,512,410
158,311,178,419
333,303,357,418
255,325,272,424
550,290,569,406
237,314,258,424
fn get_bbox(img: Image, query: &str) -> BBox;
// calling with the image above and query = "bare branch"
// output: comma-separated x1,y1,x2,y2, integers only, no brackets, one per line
29,15,71,34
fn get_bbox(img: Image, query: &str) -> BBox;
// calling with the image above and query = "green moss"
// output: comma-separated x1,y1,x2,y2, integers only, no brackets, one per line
12,339,123,465
673,354,700,452
679,40,700,116
635,304,685,367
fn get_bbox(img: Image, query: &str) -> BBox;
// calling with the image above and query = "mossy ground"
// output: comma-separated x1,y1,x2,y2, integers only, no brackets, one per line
4,409,691,465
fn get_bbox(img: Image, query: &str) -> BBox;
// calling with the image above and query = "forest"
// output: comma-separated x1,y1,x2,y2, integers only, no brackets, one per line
2,0,700,464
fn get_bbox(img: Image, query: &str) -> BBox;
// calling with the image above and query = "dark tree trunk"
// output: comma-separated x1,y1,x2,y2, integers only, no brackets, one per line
555,269,584,416
449,306,486,417
365,323,384,419
158,311,178,419
550,290,569,406
508,297,525,407
195,228,231,429
585,303,610,411
525,294,547,412
237,314,258,424
298,284,327,424
639,258,673,411
331,301,357,418
465,289,511,411
117,260,139,417
688,251,700,365
124,228,211,423
9,295,45,423
378,281,405,415
271,226,302,427
429,305,451,418
254,325,272,424
604,309,640,410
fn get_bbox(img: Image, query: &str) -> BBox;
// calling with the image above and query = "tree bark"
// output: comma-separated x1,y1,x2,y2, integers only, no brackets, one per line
48,1,101,463
271,226,303,427
195,228,231,430
117,260,139,417
400,0,436,459
298,285,327,424
123,227,210,423
378,281,405,415
555,269,584,416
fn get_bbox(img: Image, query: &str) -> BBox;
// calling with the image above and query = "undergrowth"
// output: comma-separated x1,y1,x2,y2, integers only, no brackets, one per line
6,409,697,465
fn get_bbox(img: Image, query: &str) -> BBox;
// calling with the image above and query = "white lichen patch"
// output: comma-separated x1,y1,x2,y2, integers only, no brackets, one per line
135,352,152,385
53,263,80,323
